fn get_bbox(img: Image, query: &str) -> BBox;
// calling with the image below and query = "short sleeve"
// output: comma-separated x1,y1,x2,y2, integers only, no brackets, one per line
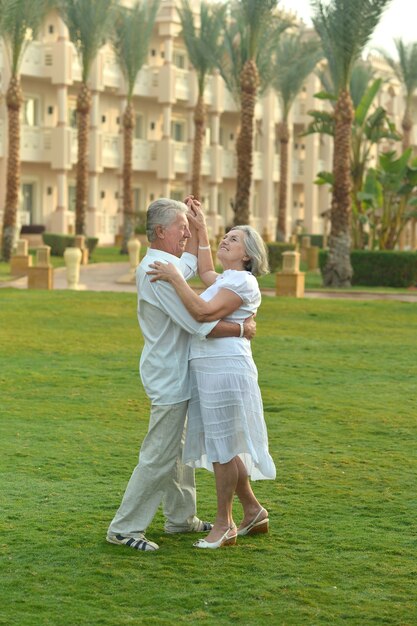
179,252,197,280
217,270,259,305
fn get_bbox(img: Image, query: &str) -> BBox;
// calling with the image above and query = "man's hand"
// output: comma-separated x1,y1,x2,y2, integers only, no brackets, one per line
243,315,256,340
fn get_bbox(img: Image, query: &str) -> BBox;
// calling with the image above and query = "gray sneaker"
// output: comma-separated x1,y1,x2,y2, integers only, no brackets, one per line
106,533,159,551
165,519,213,534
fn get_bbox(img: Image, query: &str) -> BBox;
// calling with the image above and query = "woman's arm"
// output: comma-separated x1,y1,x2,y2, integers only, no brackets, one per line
186,199,218,287
147,261,242,322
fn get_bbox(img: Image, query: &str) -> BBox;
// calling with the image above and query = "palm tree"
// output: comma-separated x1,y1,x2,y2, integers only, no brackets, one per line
271,32,322,241
307,61,400,248
0,0,53,262
216,1,290,225
232,0,282,226
312,0,391,287
59,0,115,236
111,0,159,252
177,0,226,201
380,39,417,152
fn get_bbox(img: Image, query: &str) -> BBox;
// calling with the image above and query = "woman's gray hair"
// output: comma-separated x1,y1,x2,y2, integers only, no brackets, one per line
231,225,270,276
146,198,188,242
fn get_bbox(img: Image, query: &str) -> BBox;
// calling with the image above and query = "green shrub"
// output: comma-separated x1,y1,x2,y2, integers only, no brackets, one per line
266,242,296,272
43,233,99,257
319,249,417,287
298,233,324,248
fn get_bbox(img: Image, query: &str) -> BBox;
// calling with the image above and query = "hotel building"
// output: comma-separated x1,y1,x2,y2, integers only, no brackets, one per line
0,0,414,244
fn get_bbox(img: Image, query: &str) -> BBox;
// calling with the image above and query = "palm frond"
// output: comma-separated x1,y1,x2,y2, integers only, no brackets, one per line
1,0,52,74
272,31,323,119
59,0,116,82
312,0,391,91
177,0,226,94
111,0,159,99
379,38,417,104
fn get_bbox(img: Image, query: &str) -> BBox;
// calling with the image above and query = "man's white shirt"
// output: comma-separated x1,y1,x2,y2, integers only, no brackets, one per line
136,249,217,405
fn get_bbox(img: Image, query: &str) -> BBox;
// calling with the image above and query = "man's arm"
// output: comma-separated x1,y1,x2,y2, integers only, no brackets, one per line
209,316,256,340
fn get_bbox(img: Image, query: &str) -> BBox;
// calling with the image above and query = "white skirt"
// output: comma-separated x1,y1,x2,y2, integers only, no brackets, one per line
183,356,276,481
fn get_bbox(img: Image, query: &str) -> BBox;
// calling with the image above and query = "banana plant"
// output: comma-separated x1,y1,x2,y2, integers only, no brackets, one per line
358,149,417,249
306,70,400,248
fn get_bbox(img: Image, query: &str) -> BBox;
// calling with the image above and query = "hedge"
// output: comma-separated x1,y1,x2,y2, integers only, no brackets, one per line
319,249,417,288
297,233,324,248
266,242,296,272
43,233,99,257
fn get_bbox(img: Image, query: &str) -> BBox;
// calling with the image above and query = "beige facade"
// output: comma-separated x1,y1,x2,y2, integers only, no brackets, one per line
0,1,414,244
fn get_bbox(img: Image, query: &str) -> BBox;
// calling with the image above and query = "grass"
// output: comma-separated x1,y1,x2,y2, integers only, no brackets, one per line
1,291,416,625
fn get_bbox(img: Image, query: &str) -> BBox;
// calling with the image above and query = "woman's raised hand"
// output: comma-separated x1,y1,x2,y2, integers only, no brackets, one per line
184,196,206,231
147,261,181,283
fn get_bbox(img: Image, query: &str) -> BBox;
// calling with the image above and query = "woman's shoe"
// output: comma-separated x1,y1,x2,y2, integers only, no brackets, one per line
193,526,237,549
237,508,269,536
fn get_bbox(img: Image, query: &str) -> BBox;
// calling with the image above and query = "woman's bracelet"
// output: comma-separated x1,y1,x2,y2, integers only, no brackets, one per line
198,245,211,250
239,322,244,338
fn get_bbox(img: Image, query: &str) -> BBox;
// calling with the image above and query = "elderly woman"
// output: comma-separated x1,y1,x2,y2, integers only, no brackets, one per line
148,207,276,549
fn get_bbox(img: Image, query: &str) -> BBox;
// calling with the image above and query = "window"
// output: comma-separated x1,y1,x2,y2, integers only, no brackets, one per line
22,97,40,126
21,183,36,223
171,190,185,202
68,186,76,212
133,188,142,213
68,99,77,128
173,50,186,69
171,120,186,142
135,114,144,140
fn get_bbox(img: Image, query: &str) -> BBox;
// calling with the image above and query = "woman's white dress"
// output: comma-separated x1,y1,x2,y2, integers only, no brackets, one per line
183,269,276,481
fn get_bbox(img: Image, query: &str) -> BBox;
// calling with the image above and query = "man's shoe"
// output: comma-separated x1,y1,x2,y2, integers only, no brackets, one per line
165,518,213,534
106,533,159,551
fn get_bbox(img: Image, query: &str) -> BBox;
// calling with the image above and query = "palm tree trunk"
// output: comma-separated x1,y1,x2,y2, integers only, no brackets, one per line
323,89,354,287
191,93,205,200
122,101,135,253
276,121,289,241
234,59,258,225
1,77,23,262
75,82,92,235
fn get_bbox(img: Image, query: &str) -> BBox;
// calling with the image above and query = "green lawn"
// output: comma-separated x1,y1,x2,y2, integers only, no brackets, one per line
1,291,416,625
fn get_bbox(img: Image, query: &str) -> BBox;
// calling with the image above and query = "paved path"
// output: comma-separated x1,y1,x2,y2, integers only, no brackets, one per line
2,262,417,302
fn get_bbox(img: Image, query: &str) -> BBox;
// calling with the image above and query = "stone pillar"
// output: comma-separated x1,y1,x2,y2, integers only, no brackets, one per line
276,251,305,298
64,246,84,290
307,246,319,271
28,246,53,290
300,236,311,263
74,234,89,265
10,239,33,276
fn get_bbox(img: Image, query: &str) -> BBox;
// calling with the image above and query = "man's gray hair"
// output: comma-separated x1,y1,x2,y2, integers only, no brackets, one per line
232,225,270,276
146,198,188,242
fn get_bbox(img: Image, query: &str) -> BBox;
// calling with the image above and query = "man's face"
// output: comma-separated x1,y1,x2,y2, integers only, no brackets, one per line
160,212,191,257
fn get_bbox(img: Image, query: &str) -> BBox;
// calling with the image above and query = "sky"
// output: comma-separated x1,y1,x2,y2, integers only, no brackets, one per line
279,0,414,57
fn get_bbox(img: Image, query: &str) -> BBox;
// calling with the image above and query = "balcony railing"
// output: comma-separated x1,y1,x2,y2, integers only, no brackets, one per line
102,133,120,169
133,138,157,172
174,142,189,174
222,150,236,178
21,126,52,162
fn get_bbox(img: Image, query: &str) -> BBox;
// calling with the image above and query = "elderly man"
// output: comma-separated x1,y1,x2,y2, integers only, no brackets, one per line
107,198,255,551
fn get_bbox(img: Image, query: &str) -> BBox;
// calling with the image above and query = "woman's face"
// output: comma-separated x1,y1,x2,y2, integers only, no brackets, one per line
217,229,248,270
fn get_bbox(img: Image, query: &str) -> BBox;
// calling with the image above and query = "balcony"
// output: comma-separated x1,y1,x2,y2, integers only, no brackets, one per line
292,158,305,181
21,126,53,163
222,149,236,178
102,133,120,169
175,69,190,102
21,42,53,79
133,138,157,172
103,51,121,90
174,142,189,174
134,66,160,99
